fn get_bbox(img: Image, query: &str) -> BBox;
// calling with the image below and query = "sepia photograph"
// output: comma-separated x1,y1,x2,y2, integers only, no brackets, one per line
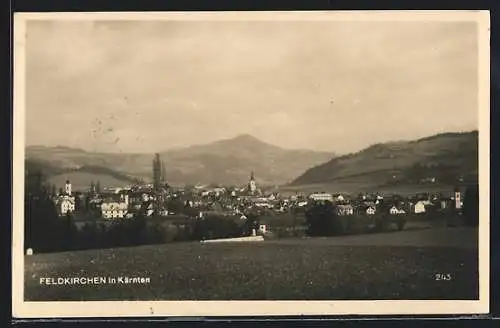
12,11,490,317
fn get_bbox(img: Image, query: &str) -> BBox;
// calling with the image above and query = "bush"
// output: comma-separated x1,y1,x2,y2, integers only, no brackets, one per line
191,215,243,240
305,202,348,236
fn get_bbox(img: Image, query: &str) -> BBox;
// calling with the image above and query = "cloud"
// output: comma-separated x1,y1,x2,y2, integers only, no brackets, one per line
25,19,479,154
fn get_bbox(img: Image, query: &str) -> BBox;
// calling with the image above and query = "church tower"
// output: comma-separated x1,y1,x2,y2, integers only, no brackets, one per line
249,171,257,195
65,180,72,196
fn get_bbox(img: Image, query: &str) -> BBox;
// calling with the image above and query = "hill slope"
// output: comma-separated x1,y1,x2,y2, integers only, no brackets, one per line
289,131,478,192
25,158,144,190
26,135,335,187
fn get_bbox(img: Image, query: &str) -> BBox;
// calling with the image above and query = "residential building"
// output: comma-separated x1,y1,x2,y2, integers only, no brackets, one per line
360,202,376,215
297,201,308,207
309,193,334,202
389,205,406,215
334,194,345,202
336,204,354,216
57,195,76,216
414,201,427,214
365,206,376,215
101,193,129,219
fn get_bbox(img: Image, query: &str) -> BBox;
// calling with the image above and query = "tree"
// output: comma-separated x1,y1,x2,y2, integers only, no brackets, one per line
305,201,346,236
24,169,78,253
462,184,479,227
74,193,82,211
192,215,242,240
166,199,184,214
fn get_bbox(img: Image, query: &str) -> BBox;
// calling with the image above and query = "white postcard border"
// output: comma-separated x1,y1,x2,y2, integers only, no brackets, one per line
12,10,491,318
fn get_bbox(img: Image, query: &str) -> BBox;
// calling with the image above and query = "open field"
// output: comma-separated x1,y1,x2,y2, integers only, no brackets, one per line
25,227,478,301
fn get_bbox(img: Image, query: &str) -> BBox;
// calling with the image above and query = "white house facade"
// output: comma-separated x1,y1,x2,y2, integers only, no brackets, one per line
366,206,376,215
309,193,334,202
57,195,75,216
414,201,427,214
101,202,128,219
389,205,406,215
336,204,354,216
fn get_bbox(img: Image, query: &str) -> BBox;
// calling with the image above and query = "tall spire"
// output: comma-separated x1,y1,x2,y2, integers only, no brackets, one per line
249,171,257,195
65,180,72,195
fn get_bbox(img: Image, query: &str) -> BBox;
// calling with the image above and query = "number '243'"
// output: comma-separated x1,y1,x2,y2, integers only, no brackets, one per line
435,273,452,281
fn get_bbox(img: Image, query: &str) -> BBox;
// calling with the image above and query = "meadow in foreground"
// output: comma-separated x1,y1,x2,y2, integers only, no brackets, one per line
24,228,478,301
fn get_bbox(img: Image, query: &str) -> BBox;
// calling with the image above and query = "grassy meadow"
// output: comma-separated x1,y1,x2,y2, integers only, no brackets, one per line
25,227,478,301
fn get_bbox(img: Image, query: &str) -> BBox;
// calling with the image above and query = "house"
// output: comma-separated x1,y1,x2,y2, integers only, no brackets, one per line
334,194,345,202
101,193,129,219
360,202,376,215
255,202,273,209
309,193,334,202
101,201,128,219
365,206,376,215
138,202,155,217
56,195,76,216
212,187,226,196
414,201,427,214
389,205,406,215
336,204,354,216
297,201,309,207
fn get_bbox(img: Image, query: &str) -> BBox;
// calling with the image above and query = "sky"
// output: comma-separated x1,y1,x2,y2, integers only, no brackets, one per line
25,18,479,154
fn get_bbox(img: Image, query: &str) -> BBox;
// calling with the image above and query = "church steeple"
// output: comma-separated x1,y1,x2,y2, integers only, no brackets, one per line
249,171,257,195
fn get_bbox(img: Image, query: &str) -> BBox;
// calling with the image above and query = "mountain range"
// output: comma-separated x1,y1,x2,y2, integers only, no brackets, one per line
25,131,479,193
25,134,335,189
